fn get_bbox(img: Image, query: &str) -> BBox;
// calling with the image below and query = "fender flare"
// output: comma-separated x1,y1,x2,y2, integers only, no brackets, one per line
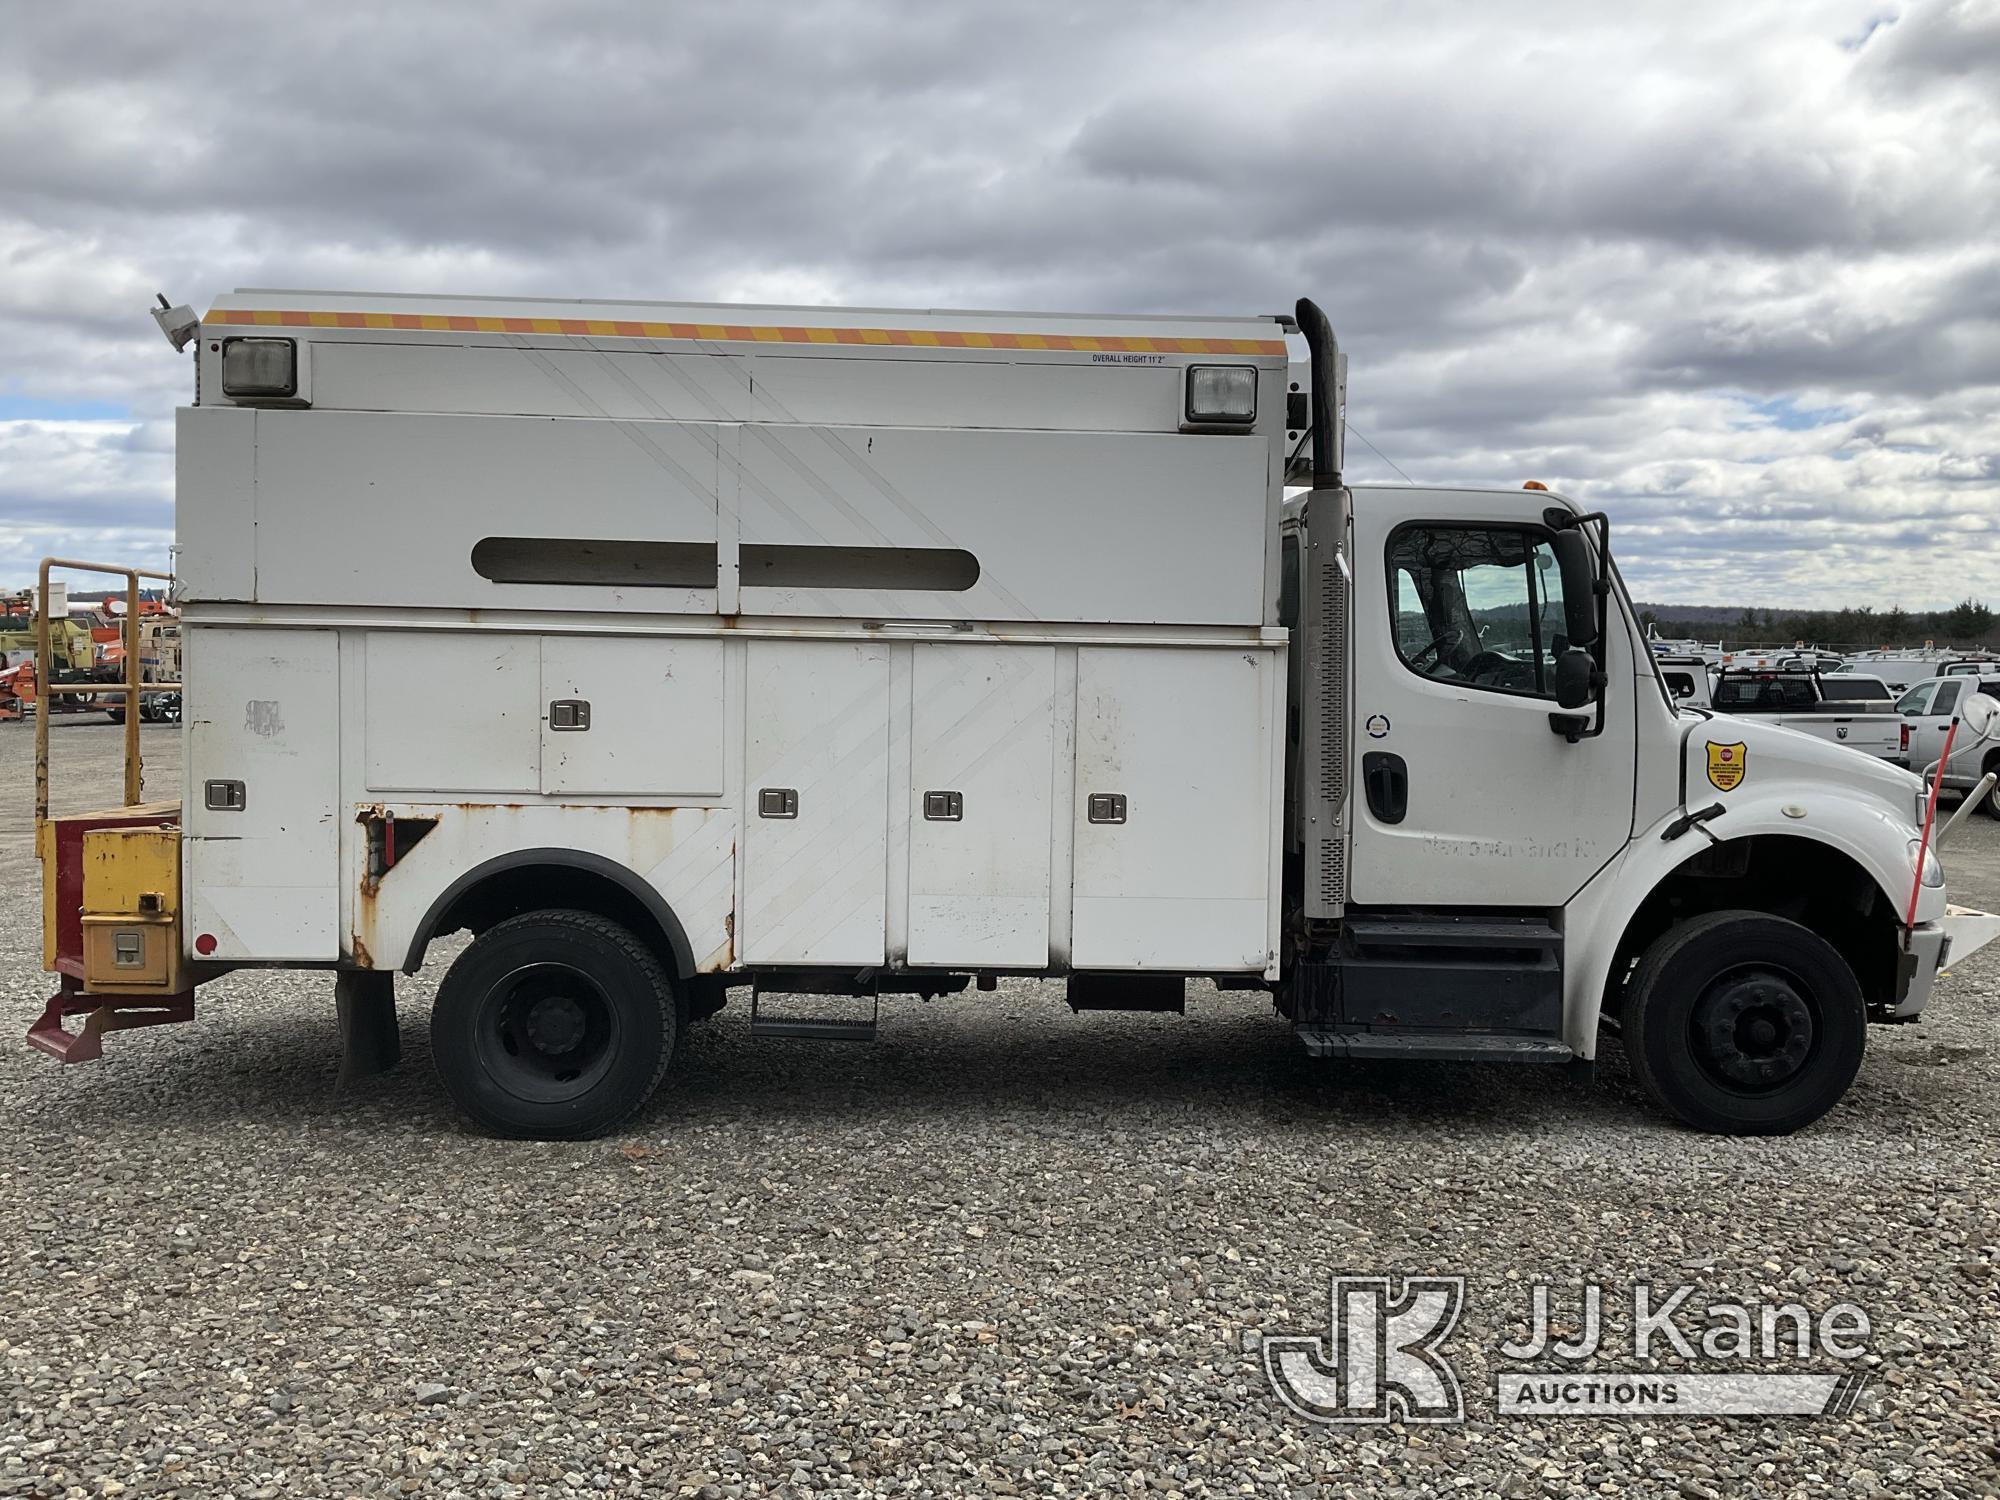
1562,806,1918,1058
401,847,696,979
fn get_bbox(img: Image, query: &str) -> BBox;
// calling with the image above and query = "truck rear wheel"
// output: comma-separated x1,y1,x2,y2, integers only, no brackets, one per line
431,908,677,1139
1981,753,2000,818
1622,912,1865,1136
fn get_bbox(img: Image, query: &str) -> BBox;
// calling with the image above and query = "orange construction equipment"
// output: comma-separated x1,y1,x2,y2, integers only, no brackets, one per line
0,657,35,722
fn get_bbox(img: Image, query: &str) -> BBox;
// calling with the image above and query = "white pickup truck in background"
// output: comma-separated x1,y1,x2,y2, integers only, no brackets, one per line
1897,672,2000,816
1655,653,1714,709
1709,669,1902,762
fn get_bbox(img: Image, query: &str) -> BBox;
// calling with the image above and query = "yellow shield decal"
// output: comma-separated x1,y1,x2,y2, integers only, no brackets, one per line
1706,741,1748,791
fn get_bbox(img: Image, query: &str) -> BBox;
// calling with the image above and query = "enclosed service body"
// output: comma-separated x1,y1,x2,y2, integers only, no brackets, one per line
31,287,2000,1138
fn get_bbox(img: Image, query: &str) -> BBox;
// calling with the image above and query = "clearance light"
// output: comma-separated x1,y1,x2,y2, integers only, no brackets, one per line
221,337,298,398
1185,365,1257,424
1523,480,1549,491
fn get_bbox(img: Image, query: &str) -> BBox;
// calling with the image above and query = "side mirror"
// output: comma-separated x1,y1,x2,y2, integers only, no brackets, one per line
1555,648,1600,710
1549,529,1598,649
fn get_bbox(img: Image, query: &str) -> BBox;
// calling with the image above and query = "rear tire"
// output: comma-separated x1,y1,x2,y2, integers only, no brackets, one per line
1623,911,1865,1135
431,909,677,1139
1981,753,2000,818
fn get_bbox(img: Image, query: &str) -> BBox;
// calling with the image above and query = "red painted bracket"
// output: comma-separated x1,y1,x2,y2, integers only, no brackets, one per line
27,976,195,1064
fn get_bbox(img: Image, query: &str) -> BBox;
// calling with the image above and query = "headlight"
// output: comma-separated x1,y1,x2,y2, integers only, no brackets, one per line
221,337,298,398
1185,365,1257,424
1908,837,1944,889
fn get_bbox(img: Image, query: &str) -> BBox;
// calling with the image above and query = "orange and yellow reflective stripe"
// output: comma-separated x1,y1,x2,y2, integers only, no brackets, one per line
202,307,1287,357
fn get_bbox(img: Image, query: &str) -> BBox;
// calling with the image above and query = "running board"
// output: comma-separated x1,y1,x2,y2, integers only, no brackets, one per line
1296,1030,1572,1062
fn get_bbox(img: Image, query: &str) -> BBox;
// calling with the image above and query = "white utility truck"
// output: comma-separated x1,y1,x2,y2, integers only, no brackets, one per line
29,289,2000,1140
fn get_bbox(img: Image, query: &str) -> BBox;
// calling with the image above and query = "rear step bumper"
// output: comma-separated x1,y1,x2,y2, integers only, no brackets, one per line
28,977,194,1064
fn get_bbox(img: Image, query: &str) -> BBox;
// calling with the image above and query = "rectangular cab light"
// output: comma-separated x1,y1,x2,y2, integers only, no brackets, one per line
221,337,298,398
1186,365,1257,424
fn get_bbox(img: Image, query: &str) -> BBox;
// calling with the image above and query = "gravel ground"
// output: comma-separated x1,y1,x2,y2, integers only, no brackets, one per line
2,718,1998,1498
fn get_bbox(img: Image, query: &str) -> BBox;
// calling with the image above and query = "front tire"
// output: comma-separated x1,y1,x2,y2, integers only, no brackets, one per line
1623,911,1866,1135
431,909,678,1139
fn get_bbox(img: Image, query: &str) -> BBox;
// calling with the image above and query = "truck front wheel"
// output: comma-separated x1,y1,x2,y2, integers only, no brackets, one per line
431,909,678,1139
1622,912,1865,1136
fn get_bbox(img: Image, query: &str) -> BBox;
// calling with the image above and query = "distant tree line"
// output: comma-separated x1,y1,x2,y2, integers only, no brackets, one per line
1635,599,1996,653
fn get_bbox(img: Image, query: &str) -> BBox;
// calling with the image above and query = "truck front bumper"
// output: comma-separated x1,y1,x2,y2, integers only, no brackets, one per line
1894,905,2000,1018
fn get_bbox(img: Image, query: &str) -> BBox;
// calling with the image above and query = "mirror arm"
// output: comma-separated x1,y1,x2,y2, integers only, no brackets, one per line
1542,506,1614,743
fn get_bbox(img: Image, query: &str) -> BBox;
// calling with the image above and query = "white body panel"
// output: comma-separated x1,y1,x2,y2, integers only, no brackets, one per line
183,627,341,960
905,643,1057,968
741,640,892,966
252,410,721,616
733,425,1268,625
1071,646,1278,970
365,632,542,795
174,407,255,601
541,636,726,798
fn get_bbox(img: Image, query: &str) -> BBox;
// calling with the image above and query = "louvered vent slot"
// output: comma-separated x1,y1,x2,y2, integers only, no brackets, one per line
1303,499,1351,918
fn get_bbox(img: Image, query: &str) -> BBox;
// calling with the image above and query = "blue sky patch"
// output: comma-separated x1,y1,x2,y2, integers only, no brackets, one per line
1739,395,1848,432
0,395,132,421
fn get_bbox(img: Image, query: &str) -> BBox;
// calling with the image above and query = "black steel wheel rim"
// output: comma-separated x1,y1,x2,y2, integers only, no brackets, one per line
475,961,620,1104
1688,963,1818,1093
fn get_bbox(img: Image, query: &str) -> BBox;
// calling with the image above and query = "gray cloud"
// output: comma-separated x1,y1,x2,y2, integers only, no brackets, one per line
0,0,1994,608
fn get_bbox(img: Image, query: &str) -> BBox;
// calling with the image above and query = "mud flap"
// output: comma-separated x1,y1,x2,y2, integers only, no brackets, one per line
335,971,399,1087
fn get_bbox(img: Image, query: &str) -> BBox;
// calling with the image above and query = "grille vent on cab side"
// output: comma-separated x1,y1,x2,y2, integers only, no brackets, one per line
1302,491,1350,919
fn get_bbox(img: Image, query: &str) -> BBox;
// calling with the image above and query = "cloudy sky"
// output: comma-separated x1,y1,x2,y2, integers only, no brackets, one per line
2,0,1995,608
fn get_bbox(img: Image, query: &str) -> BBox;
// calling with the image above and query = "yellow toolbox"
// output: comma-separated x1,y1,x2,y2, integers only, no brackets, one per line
78,823,185,993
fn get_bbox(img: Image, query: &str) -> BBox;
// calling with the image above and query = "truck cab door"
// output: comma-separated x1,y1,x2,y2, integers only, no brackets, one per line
1926,680,1967,770
1347,495,1637,907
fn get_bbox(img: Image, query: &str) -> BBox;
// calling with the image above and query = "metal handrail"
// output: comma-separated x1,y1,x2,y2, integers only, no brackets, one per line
34,558,175,822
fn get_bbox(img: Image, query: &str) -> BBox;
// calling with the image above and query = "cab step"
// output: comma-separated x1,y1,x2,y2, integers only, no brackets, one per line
1343,915,1562,949
1316,910,1566,1035
1295,1029,1572,1063
748,984,878,1042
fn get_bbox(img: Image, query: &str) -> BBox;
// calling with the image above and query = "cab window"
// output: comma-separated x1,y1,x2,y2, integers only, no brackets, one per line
1895,683,1934,715
1386,525,1567,698
1933,681,1963,715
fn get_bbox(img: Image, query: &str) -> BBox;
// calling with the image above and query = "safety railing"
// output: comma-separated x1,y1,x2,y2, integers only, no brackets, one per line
34,558,181,823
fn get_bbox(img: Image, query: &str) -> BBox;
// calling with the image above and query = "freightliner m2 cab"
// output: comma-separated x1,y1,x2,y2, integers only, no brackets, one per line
29,290,2000,1138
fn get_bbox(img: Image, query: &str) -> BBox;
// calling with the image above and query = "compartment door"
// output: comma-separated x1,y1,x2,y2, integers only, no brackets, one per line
185,627,341,960
541,636,726,797
1071,646,1274,971
741,640,891,965
906,643,1056,968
